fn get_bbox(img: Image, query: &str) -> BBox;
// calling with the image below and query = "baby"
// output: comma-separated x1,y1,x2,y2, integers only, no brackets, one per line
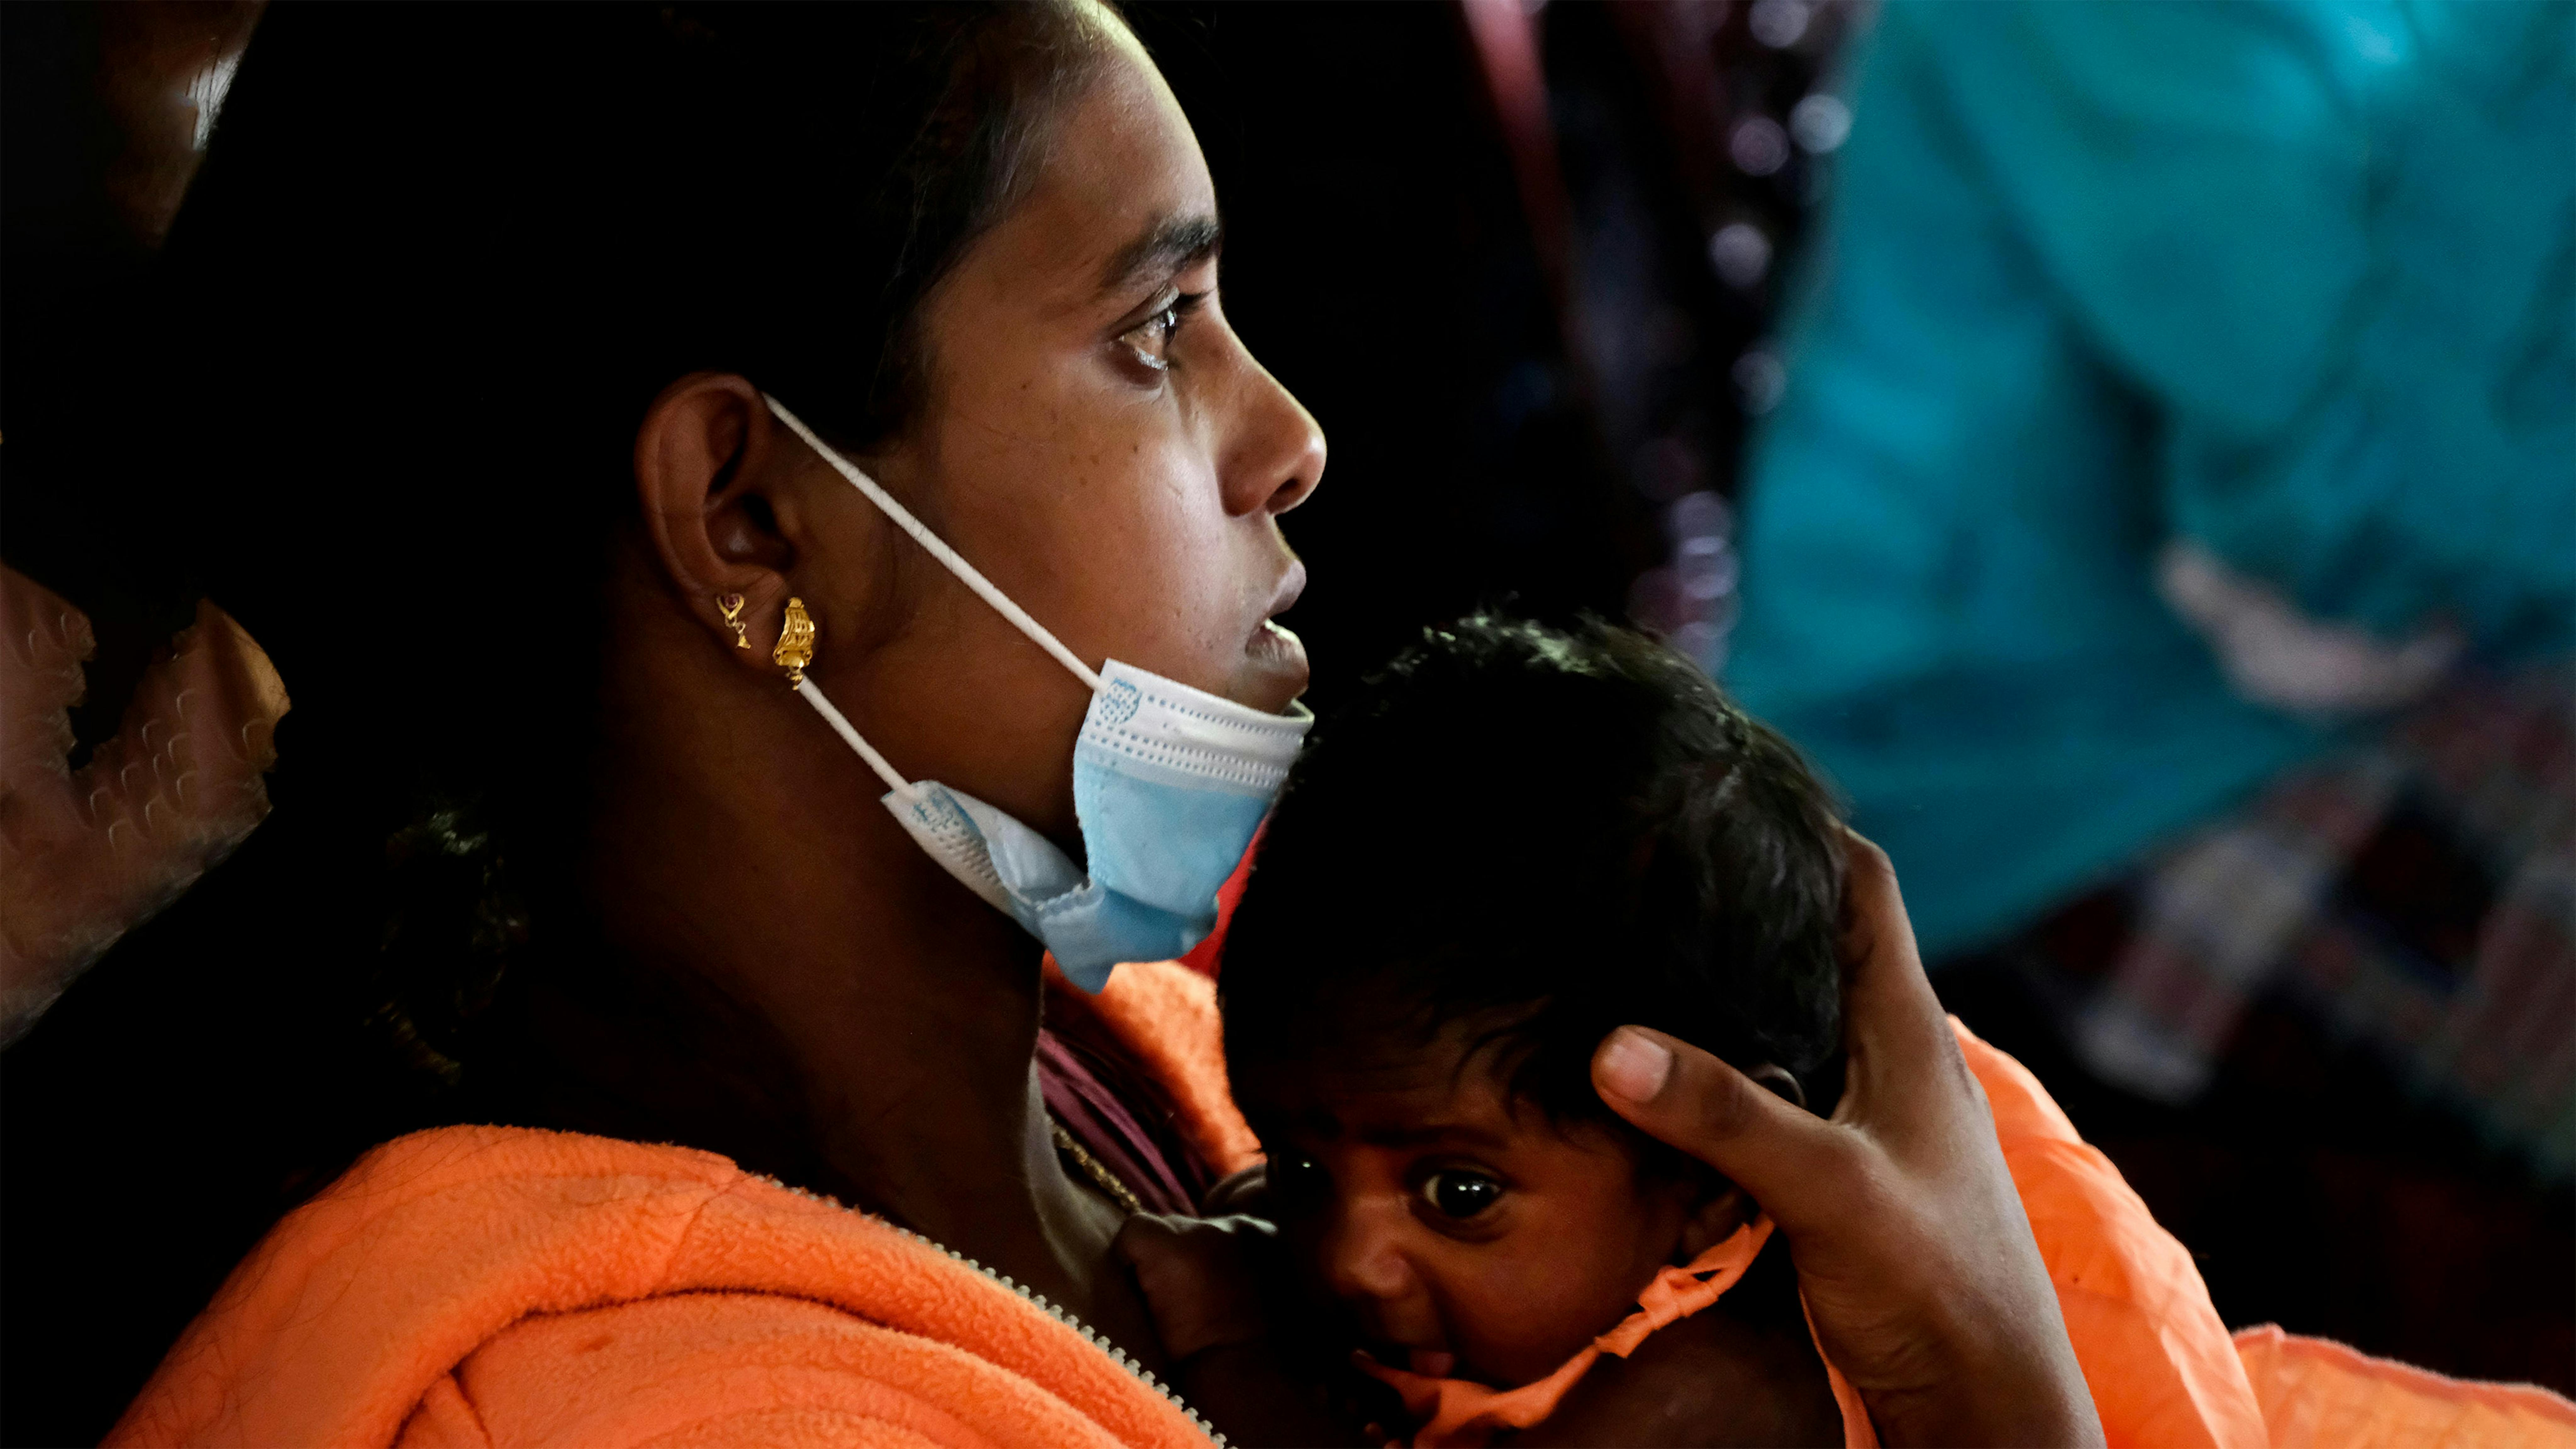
1128,615,1857,1446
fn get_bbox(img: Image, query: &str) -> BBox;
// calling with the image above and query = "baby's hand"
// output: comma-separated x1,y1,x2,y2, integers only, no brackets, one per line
1117,1213,1374,1446
1201,1160,1271,1217
1112,1212,1276,1361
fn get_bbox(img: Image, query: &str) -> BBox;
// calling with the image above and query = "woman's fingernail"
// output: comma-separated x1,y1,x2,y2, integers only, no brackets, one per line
1598,1030,1673,1102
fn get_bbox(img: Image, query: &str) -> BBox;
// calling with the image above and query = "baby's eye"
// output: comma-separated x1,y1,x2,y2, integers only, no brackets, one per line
1419,1170,1503,1220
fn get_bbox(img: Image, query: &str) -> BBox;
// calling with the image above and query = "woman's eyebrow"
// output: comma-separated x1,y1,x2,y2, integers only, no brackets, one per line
1097,212,1222,297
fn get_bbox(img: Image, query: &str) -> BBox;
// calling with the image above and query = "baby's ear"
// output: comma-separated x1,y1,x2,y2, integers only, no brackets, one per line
1673,1063,1803,1260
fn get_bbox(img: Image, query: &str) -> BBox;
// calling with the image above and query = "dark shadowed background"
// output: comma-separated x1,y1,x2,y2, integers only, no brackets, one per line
4,4,2566,1442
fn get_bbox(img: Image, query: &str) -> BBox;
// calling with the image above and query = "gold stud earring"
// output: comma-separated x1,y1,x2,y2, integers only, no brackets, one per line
716,593,751,649
773,596,817,686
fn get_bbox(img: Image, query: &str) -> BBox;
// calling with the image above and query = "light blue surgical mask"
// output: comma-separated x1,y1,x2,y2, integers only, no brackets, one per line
765,397,1310,992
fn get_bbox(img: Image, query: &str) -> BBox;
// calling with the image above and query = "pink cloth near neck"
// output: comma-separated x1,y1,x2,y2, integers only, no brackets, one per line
1354,1216,1874,1447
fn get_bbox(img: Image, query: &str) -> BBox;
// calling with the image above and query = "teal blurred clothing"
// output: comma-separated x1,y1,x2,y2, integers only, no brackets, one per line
1727,0,2575,960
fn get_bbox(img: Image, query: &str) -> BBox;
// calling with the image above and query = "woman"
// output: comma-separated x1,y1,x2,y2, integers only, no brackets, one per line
79,3,2096,1444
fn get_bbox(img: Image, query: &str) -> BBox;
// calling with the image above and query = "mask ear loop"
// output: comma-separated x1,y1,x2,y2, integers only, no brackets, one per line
763,395,1107,694
795,677,920,804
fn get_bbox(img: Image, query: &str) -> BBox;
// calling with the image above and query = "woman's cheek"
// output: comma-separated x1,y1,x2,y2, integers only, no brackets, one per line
1125,467,1259,681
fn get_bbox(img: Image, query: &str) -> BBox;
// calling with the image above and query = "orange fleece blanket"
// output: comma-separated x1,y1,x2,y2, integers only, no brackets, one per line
108,964,2574,1447
106,1122,1220,1448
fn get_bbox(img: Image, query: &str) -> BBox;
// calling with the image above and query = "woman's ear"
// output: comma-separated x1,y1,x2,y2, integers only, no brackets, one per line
632,371,807,670
1673,1063,1806,1260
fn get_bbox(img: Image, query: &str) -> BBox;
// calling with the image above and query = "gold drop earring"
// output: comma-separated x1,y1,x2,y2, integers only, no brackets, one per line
773,596,817,686
716,593,750,649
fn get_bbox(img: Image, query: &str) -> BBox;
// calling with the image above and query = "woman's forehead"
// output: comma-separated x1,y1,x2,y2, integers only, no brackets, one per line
959,39,1217,318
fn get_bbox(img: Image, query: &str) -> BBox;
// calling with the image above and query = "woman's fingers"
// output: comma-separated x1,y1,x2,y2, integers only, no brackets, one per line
1591,832,1969,1211
1592,834,2099,1446
1831,829,1960,1116
1592,1026,1848,1224
0,571,94,789
0,578,289,1041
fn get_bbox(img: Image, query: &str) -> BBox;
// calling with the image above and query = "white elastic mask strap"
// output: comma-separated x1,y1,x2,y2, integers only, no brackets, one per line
795,677,916,800
765,394,1104,694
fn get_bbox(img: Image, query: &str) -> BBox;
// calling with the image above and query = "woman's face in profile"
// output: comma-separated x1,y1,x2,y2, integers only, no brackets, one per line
863,28,1327,727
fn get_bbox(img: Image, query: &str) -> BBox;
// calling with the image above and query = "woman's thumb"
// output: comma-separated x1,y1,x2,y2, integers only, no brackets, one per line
1592,1027,1837,1215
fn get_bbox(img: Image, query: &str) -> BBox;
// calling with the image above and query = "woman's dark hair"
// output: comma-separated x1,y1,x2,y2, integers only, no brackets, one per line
1221,614,1847,1128
140,0,1117,1177
7,11,1134,1437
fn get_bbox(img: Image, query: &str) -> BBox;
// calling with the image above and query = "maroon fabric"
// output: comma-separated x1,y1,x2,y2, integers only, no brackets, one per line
1034,1026,1210,1216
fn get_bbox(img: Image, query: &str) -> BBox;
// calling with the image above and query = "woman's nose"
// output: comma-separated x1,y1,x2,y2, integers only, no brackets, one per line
1219,351,1326,520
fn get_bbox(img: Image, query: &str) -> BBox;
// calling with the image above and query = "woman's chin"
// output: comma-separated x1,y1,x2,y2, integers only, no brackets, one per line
1239,619,1311,713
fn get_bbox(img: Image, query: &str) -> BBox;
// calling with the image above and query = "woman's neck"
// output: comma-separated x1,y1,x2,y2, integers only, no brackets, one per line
569,562,1166,1363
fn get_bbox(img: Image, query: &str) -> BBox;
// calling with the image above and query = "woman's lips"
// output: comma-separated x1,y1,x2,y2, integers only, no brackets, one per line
1243,618,1311,706
1241,560,1310,706
1264,559,1308,622
1246,617,1305,666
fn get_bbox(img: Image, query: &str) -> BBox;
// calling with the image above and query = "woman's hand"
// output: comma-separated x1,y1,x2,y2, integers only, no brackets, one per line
0,568,289,1043
1590,832,2102,1448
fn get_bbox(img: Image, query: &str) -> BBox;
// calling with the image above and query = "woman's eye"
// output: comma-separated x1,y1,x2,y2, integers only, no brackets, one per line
1117,290,1205,374
1120,305,1180,371
1420,1170,1503,1220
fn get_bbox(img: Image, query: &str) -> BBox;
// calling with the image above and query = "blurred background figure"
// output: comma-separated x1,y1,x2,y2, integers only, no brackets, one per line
1724,0,2573,1389
1,0,2566,1440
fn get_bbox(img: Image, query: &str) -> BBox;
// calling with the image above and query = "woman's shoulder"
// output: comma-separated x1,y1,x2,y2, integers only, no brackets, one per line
107,1124,1212,1449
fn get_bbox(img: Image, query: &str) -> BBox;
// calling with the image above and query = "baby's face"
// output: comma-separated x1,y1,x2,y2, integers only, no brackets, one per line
1235,1032,1706,1388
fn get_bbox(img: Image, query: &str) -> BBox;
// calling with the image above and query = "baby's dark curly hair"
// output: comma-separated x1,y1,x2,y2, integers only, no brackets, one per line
1222,613,1847,1128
